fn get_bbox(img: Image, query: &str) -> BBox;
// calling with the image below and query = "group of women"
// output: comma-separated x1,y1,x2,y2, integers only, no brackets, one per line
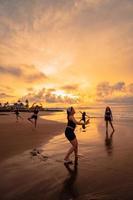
64,106,115,164
14,105,115,164
14,106,39,128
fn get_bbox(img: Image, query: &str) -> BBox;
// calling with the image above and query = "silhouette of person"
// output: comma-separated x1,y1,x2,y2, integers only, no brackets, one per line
80,111,90,130
104,107,115,132
14,108,23,122
28,105,39,128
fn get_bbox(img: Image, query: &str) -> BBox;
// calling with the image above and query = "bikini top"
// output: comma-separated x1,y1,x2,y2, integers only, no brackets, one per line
67,118,76,129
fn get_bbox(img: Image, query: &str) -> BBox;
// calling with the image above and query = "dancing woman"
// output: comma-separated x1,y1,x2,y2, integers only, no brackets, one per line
80,111,90,129
28,105,39,128
64,107,89,164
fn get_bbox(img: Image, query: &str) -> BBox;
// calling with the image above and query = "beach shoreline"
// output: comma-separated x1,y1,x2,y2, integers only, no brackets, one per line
0,112,65,162
1,112,133,200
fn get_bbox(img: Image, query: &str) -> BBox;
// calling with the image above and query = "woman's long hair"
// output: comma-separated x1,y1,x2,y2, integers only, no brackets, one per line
105,106,111,114
67,107,73,120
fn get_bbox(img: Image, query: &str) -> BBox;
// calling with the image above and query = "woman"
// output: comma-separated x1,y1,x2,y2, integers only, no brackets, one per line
104,106,115,132
28,105,39,128
64,107,89,164
80,111,90,129
14,108,23,122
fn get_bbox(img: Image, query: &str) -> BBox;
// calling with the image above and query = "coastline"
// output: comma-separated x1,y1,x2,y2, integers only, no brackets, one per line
1,113,133,200
0,112,65,162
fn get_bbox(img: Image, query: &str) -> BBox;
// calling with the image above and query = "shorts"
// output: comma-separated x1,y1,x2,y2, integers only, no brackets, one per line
105,116,111,121
31,114,37,120
65,127,76,141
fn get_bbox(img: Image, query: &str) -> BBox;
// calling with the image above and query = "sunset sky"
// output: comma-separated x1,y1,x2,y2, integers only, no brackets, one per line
0,0,133,106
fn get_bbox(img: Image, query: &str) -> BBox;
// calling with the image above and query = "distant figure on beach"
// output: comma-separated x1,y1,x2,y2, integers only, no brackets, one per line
28,105,39,128
80,111,90,130
14,108,23,122
64,107,89,164
104,107,115,132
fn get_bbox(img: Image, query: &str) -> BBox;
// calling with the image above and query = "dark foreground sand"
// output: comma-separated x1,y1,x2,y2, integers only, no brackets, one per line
1,112,133,200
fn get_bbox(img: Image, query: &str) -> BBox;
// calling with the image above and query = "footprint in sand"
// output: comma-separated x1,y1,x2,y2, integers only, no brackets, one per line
30,148,49,161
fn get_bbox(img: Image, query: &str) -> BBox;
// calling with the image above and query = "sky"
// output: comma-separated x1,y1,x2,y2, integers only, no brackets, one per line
0,0,133,106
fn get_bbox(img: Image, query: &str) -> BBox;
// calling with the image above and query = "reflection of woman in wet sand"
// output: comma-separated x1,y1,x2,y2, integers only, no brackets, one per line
105,130,114,156
104,107,115,132
64,107,89,164
28,106,39,128
59,163,78,199
80,111,90,130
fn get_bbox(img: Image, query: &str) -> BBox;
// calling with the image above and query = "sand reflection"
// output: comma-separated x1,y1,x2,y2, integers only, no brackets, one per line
59,163,78,200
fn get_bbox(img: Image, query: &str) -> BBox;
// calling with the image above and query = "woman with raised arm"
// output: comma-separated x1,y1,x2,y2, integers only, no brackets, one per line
80,111,90,129
28,105,39,128
64,107,89,164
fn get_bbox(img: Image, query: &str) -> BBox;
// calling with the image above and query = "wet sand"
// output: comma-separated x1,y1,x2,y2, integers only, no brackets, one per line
1,113,133,200
0,112,65,162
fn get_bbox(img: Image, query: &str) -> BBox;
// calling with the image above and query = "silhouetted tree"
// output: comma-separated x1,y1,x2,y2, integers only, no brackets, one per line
25,99,29,108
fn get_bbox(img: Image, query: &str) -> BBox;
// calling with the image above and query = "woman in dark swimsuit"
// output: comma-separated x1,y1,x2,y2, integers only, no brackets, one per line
14,108,23,122
80,111,90,129
28,106,39,128
105,106,115,132
64,107,89,164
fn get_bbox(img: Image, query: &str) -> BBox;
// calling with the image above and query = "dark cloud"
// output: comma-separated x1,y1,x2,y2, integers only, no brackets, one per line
61,84,79,91
96,81,133,104
96,81,125,97
27,87,34,92
0,64,47,83
112,82,125,91
0,66,22,76
128,83,133,93
26,73,47,83
0,92,14,98
0,0,75,35
104,96,133,104
0,85,14,92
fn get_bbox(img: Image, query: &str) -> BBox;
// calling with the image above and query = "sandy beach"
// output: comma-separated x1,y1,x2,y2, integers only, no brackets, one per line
0,112,65,162
1,111,133,200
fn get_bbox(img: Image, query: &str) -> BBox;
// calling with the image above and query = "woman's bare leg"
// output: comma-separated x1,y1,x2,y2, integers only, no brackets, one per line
64,138,78,161
28,118,33,124
35,119,37,128
71,138,78,159
18,115,23,120
64,146,74,160
106,121,108,132
16,115,18,122
109,121,115,131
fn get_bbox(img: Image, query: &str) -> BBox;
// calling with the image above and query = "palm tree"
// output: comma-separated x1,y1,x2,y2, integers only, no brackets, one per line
25,99,29,108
